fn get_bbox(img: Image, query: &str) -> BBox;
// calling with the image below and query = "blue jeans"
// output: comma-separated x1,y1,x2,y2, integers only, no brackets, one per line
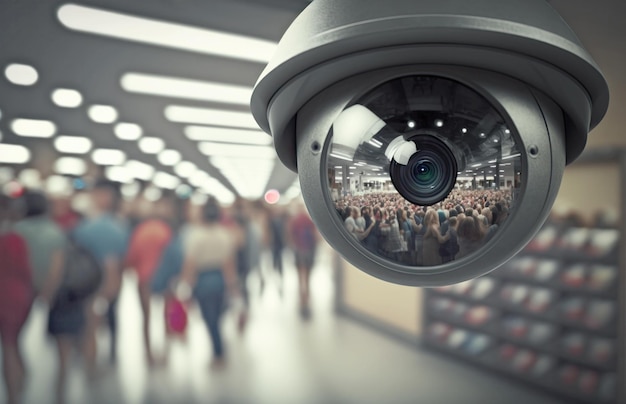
193,270,225,358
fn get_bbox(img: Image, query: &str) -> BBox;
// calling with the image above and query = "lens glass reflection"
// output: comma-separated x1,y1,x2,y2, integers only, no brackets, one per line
325,75,523,268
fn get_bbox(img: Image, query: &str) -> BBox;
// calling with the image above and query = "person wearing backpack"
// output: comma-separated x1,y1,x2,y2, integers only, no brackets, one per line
14,190,76,404
73,179,129,376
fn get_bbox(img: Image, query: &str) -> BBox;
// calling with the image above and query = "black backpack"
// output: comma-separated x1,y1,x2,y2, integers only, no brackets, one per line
55,241,103,307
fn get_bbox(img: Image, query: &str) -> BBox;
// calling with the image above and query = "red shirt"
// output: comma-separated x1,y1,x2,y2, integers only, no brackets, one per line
0,232,33,314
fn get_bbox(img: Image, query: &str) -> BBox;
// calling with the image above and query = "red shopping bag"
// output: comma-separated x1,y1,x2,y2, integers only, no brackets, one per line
165,296,188,335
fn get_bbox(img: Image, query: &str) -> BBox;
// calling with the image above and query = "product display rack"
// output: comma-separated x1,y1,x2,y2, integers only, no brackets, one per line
423,217,620,404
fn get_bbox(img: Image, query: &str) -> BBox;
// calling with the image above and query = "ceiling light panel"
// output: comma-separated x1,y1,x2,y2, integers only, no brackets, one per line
174,161,197,178
153,171,180,190
138,137,165,154
165,106,259,129
157,149,181,166
88,105,118,124
105,166,134,184
199,142,275,158
114,122,143,140
57,4,277,63
0,144,31,164
4,63,38,86
54,156,87,176
11,119,57,138
54,136,93,154
92,148,126,165
121,73,253,105
125,159,155,181
51,88,83,108
210,156,275,200
185,126,272,145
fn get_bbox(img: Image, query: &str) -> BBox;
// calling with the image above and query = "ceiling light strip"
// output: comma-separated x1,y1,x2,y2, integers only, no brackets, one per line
57,4,277,63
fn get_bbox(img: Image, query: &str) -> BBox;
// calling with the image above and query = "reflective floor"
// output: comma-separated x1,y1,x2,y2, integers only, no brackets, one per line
1,243,566,404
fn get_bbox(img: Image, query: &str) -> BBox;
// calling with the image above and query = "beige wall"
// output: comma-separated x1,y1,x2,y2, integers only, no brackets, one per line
553,162,620,221
342,262,423,336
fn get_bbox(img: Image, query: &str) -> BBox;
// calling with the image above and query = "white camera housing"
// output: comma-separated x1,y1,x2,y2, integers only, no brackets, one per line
250,0,609,286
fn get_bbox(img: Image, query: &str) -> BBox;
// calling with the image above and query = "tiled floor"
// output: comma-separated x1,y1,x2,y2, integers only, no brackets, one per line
2,243,567,404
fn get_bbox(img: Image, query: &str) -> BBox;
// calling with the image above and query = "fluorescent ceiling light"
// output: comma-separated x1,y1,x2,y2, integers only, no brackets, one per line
121,182,141,199
185,126,271,145
195,177,235,204
55,156,87,175
46,175,72,196
51,88,83,108
165,106,259,129
502,153,521,160
138,137,165,154
210,156,274,199
18,169,42,189
153,171,180,190
125,159,155,181
11,118,57,138
105,166,134,184
57,4,277,63
144,186,162,202
121,72,253,105
114,122,143,140
191,192,208,205
157,149,181,166
92,148,126,165
4,63,38,86
0,144,31,164
199,142,275,158
189,171,210,187
174,161,197,178
54,136,93,154
330,153,353,162
88,105,118,124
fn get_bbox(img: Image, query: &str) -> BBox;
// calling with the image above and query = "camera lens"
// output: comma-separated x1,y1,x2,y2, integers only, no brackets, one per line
326,74,524,268
390,135,458,206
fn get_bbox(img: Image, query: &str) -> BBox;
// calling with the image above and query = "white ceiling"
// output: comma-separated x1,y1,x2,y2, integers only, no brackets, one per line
0,0,623,200
0,0,307,200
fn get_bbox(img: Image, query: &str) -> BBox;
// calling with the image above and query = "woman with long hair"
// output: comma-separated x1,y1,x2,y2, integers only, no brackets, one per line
422,209,450,266
457,215,488,259
180,197,241,368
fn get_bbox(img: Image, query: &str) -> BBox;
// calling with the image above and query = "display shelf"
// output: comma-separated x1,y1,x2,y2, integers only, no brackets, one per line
424,335,616,404
489,270,619,299
424,308,616,372
423,217,621,404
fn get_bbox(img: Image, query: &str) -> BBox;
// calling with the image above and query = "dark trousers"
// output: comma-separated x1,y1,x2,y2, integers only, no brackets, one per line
107,297,118,363
194,270,225,358
272,246,284,275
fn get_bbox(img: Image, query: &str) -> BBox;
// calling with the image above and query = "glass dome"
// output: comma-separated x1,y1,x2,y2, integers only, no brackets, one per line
325,75,523,267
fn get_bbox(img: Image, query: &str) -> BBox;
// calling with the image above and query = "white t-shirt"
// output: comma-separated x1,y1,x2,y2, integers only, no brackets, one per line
184,224,237,271
344,216,357,237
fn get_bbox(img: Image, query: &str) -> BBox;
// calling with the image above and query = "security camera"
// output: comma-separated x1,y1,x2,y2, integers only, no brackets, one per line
250,0,609,286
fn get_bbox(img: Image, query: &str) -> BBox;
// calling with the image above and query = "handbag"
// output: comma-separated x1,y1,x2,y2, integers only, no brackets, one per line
165,296,188,335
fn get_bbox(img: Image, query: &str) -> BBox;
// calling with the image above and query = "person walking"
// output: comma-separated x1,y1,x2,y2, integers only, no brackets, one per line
0,195,33,404
73,180,128,375
179,197,241,368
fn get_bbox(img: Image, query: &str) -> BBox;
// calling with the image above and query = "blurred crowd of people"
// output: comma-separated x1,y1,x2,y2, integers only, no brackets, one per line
0,180,319,404
337,189,513,265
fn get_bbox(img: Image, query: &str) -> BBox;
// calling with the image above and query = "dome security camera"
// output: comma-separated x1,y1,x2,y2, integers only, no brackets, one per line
250,0,609,286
